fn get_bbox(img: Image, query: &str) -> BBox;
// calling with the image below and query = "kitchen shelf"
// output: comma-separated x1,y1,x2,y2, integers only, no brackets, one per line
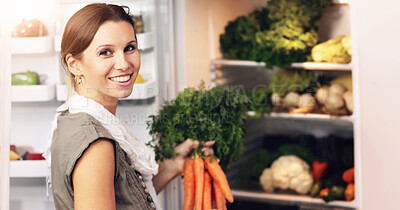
12,84,56,102
247,111,353,123
232,190,356,209
56,80,157,101
10,160,47,178
54,31,155,52
11,36,53,54
210,59,352,71
136,32,155,51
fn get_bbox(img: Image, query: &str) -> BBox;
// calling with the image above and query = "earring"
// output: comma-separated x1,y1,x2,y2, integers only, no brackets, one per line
74,76,82,85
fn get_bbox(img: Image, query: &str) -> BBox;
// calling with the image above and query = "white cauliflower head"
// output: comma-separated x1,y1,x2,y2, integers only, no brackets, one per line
259,168,274,193
270,155,313,194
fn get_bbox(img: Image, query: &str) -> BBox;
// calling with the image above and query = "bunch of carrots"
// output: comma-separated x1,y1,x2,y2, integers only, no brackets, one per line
183,152,233,210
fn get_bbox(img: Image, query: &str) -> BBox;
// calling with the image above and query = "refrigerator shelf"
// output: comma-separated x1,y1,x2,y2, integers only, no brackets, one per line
232,190,356,209
247,111,354,123
10,160,47,178
210,59,352,71
54,31,155,52
12,84,56,102
56,80,157,101
11,36,53,54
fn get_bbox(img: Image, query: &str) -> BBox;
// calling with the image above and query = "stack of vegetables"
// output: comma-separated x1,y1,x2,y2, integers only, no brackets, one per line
183,155,233,210
147,83,250,209
220,0,332,68
265,69,354,116
240,135,354,202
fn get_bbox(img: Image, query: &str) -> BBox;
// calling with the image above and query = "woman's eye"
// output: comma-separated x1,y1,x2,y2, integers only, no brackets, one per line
124,44,136,52
99,49,112,56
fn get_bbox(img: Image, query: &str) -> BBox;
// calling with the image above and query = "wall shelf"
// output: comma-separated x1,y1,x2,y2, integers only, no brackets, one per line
10,160,47,178
232,190,356,209
12,84,55,102
11,36,53,54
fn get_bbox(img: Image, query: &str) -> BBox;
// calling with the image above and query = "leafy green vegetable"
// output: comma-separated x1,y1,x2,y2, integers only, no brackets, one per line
219,0,332,67
220,8,270,61
240,149,280,189
147,83,250,168
268,68,317,96
277,143,315,165
245,88,272,118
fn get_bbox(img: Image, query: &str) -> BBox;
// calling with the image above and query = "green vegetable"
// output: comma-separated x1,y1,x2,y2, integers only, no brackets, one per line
11,71,39,85
268,68,317,97
240,149,279,189
147,83,250,168
331,185,345,200
277,143,315,165
219,0,332,68
310,181,322,197
220,8,270,61
245,88,272,118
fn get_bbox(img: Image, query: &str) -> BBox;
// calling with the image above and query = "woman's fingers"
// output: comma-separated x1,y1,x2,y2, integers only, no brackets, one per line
203,141,215,147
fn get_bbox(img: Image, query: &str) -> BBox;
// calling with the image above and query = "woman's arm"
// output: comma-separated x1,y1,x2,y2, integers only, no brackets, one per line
72,139,116,210
152,139,214,194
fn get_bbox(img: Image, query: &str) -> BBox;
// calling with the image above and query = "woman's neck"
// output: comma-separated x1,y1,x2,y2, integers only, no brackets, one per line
75,87,118,115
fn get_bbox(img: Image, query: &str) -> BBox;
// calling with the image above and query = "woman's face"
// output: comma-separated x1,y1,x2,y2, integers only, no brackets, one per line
77,20,140,105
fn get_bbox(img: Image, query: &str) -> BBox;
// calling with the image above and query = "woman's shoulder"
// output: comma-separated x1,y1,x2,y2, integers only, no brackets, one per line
51,112,115,158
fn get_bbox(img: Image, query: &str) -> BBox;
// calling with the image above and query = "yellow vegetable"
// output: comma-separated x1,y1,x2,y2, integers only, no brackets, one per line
10,150,20,160
135,74,145,84
330,73,352,92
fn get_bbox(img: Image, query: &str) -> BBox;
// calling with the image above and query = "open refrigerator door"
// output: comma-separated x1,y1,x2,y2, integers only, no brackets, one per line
1,0,178,209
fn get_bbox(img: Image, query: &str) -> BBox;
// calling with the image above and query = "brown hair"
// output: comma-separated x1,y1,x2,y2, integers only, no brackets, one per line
61,3,135,98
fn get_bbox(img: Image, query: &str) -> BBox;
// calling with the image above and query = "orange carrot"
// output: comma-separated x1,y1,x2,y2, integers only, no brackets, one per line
193,156,204,210
183,159,195,210
342,167,355,183
213,180,227,210
204,157,233,203
203,171,212,210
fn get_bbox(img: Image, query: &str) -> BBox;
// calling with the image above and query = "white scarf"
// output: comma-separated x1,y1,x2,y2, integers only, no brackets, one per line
43,91,161,209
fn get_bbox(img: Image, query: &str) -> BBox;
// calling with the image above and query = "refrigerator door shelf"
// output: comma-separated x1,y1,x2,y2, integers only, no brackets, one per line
10,160,47,178
12,84,56,102
56,80,157,101
11,36,53,54
54,31,155,52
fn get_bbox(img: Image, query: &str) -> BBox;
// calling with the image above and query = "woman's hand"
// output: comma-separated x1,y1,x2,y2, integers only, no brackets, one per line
172,139,215,174
153,139,215,194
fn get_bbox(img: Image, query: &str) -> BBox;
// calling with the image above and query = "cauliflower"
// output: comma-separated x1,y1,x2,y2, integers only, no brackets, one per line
259,155,314,194
260,168,274,193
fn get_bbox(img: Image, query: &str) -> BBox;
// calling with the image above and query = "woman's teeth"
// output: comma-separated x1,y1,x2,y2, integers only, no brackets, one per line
110,75,130,82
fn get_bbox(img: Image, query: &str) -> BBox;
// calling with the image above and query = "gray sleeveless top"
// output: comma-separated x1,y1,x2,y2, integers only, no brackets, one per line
50,112,156,210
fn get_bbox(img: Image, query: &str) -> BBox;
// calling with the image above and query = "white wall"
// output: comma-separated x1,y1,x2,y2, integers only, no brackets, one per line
354,0,400,209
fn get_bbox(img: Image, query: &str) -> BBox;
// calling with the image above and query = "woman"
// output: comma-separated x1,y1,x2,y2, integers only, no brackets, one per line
44,3,213,210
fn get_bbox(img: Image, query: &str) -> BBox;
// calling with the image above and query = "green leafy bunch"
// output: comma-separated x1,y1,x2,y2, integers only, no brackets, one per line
268,68,317,96
245,88,272,118
220,8,270,61
147,83,250,168
219,0,332,68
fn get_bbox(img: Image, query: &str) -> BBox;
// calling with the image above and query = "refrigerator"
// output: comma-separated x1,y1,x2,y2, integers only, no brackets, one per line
2,0,400,210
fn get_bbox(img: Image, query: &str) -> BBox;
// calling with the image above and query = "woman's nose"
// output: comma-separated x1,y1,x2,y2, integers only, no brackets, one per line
114,52,129,70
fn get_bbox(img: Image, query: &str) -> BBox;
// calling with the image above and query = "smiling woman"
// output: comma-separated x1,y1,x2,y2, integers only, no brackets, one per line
43,3,215,210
